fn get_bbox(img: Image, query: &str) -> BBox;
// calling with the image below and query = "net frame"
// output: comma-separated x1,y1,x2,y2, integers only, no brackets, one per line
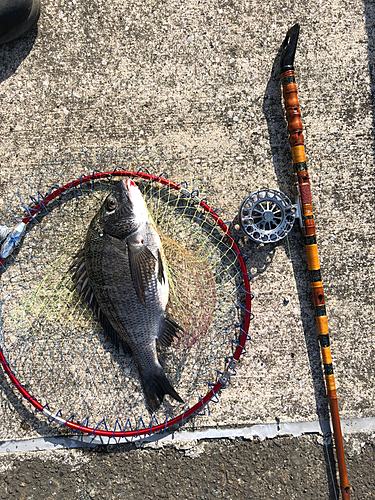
0,169,252,438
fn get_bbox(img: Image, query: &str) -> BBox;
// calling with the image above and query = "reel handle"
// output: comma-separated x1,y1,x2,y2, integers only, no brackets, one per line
280,24,350,500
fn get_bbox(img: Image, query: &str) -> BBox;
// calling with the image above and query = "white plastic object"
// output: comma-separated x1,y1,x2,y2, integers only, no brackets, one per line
0,222,26,259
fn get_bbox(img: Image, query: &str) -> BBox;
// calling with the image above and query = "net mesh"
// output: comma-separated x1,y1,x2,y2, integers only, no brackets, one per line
0,148,248,433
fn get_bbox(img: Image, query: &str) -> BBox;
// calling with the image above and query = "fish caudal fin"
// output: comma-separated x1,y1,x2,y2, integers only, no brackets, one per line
140,366,183,413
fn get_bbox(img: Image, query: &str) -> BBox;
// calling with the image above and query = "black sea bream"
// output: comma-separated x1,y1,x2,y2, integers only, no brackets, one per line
72,179,183,412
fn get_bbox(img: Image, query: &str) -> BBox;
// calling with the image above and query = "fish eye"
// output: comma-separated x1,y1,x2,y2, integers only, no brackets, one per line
106,198,117,211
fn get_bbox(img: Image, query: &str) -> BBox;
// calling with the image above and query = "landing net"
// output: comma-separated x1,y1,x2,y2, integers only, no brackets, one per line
0,148,252,437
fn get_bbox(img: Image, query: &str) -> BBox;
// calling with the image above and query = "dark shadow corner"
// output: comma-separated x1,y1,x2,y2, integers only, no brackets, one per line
0,25,38,83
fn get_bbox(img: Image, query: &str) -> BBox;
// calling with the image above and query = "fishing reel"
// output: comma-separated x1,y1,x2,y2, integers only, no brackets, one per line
238,188,302,243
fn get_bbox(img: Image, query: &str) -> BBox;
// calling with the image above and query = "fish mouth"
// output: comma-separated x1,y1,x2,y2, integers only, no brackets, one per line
121,178,137,196
119,177,148,222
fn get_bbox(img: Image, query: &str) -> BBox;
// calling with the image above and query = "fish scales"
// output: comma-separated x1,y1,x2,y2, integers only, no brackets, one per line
73,179,183,412
85,222,164,365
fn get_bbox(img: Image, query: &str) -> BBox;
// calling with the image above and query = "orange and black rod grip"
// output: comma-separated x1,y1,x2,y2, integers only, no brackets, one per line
280,24,350,500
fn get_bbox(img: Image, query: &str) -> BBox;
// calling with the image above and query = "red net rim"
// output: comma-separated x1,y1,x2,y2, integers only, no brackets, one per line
0,170,251,438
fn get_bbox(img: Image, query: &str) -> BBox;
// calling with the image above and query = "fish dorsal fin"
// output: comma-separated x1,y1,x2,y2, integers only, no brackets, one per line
157,249,165,285
158,314,184,348
128,242,157,307
70,249,132,355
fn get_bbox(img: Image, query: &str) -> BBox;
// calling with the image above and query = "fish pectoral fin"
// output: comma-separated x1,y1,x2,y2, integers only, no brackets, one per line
157,249,165,284
158,315,184,348
128,242,157,306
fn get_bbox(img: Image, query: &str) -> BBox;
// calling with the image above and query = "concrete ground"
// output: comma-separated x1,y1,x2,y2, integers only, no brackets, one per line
0,0,374,498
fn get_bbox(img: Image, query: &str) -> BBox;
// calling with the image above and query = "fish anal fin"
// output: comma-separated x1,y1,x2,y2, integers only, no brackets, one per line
158,315,184,348
128,242,157,306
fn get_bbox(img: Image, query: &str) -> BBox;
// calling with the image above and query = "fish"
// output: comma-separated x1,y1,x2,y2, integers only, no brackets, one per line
71,178,184,412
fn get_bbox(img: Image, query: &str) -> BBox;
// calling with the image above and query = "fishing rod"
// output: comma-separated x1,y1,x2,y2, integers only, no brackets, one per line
279,24,349,500
237,24,350,500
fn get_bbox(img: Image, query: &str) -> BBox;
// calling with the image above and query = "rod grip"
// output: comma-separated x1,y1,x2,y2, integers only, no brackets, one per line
281,70,304,149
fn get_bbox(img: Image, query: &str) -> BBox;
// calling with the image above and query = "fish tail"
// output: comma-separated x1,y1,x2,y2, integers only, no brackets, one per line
140,365,183,413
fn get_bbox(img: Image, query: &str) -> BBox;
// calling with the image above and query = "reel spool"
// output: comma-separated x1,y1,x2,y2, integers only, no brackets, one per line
238,188,301,243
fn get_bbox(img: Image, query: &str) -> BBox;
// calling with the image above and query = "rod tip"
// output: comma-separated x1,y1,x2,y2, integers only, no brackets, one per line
280,23,300,74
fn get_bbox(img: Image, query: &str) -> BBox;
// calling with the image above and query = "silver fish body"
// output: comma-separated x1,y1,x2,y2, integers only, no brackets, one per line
73,179,183,412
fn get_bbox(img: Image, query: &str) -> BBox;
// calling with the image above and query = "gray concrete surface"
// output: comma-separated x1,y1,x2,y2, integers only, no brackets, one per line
0,0,374,498
0,435,374,500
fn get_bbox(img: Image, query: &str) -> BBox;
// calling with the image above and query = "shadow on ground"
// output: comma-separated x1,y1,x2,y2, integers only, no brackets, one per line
0,27,38,83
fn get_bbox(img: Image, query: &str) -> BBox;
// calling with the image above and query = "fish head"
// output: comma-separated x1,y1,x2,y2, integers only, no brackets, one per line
99,179,148,240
